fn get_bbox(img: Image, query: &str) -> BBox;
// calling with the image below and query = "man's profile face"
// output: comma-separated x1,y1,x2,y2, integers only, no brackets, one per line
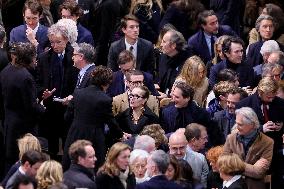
202,15,219,34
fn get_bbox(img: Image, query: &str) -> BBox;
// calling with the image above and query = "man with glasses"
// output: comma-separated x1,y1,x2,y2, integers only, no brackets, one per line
112,70,159,116
236,78,284,188
9,0,49,54
107,50,158,97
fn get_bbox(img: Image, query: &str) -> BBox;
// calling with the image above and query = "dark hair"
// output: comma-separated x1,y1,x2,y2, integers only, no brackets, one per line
23,0,43,15
197,10,216,26
217,69,238,83
229,87,248,100
12,175,37,189
59,0,83,18
166,29,188,51
177,159,194,182
168,154,181,181
125,69,144,81
10,42,36,67
90,66,113,88
68,140,93,164
21,150,46,166
118,50,135,65
184,123,206,141
222,37,244,54
174,82,194,100
136,85,150,99
120,14,139,29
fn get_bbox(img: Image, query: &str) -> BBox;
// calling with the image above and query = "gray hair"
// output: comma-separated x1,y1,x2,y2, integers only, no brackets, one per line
56,18,78,46
260,40,280,55
129,149,149,165
262,63,282,77
48,23,69,40
75,43,95,63
235,107,260,129
150,150,170,174
167,29,188,51
0,25,6,45
255,14,274,32
134,135,155,151
269,51,284,66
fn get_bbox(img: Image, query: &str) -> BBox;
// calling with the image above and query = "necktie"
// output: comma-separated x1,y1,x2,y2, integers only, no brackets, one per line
129,46,134,52
263,103,269,123
211,35,215,58
76,73,82,88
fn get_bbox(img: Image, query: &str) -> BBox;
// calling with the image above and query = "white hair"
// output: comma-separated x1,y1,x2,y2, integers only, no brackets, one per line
134,135,155,151
235,107,260,129
129,149,149,165
260,40,280,55
56,18,78,47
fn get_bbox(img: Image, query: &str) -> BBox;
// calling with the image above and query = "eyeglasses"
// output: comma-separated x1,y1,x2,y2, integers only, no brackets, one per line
129,80,143,86
129,94,144,99
73,53,83,57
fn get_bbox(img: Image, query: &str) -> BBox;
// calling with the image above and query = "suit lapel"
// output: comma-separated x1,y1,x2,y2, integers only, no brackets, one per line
201,32,211,61
80,64,95,88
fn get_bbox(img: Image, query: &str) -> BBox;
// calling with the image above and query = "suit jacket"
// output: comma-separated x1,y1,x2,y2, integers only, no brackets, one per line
188,25,236,63
77,23,95,46
213,109,235,142
223,132,274,189
226,177,248,189
9,24,49,54
76,64,96,89
5,169,24,189
115,106,159,134
0,64,45,161
209,59,254,88
63,164,96,189
107,70,159,97
63,85,123,170
107,37,155,74
96,171,136,189
136,175,183,189
112,92,159,116
184,148,209,187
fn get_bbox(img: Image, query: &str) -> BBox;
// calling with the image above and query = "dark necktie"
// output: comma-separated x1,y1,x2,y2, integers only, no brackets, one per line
263,103,269,123
129,46,134,52
211,35,215,58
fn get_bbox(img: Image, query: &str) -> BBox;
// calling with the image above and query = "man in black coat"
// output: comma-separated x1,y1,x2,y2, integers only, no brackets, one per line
0,43,45,171
36,24,79,159
108,14,155,75
63,140,97,189
236,78,284,189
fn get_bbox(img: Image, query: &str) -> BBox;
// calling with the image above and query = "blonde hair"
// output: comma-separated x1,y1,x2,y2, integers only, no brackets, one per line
258,77,279,94
98,142,132,177
130,0,163,19
177,55,206,89
206,145,224,164
212,35,230,65
217,153,245,176
18,133,41,159
36,160,63,189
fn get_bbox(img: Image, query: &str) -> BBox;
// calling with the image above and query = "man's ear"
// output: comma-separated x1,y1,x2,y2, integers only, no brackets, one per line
219,95,226,101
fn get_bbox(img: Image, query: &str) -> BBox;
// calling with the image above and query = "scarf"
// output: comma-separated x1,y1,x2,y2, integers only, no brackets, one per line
119,166,129,189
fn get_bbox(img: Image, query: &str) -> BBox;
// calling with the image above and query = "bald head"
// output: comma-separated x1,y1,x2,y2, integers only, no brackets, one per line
168,132,187,159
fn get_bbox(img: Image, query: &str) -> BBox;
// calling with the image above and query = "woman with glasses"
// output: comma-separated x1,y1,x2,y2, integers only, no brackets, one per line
116,86,159,137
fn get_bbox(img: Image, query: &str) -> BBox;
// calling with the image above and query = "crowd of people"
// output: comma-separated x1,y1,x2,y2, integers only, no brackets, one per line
0,0,284,189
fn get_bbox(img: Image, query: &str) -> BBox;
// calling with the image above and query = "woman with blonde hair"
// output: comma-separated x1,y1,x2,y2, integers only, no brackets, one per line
96,142,136,189
36,160,63,189
174,55,208,106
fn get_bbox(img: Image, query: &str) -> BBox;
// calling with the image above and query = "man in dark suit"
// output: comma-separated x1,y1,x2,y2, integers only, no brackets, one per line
107,50,158,97
108,14,155,74
209,36,254,89
158,29,191,94
63,140,97,189
188,10,236,64
236,78,284,189
161,82,223,146
213,87,247,142
136,150,183,189
0,43,45,171
9,0,49,54
36,23,79,159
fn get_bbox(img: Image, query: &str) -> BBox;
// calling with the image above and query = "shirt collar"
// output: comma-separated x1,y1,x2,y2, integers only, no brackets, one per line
58,50,65,57
79,63,95,76
125,38,138,51
223,175,242,188
19,166,26,175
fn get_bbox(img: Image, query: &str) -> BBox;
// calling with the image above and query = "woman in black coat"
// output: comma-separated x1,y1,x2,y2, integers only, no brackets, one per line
96,142,136,189
116,86,159,136
62,66,124,171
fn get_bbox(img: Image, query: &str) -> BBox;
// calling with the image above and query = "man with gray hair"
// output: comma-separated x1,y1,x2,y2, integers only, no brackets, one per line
133,135,156,153
223,107,274,189
267,51,284,79
158,29,191,94
136,150,183,189
36,23,79,159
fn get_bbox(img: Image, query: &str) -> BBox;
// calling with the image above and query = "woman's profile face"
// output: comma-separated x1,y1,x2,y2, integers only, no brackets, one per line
116,149,131,171
165,163,175,181
132,158,147,178
217,44,225,60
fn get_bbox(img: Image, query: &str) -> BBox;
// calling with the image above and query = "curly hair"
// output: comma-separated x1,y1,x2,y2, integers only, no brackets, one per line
140,124,168,148
90,65,113,89
12,42,36,67
98,142,132,177
18,133,41,160
217,153,245,176
59,0,83,18
206,145,224,164
36,160,63,189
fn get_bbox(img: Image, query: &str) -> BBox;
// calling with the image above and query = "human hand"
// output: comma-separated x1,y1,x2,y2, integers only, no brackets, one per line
122,132,132,141
263,121,276,133
26,28,38,46
42,88,56,100
62,95,73,105
254,158,269,170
